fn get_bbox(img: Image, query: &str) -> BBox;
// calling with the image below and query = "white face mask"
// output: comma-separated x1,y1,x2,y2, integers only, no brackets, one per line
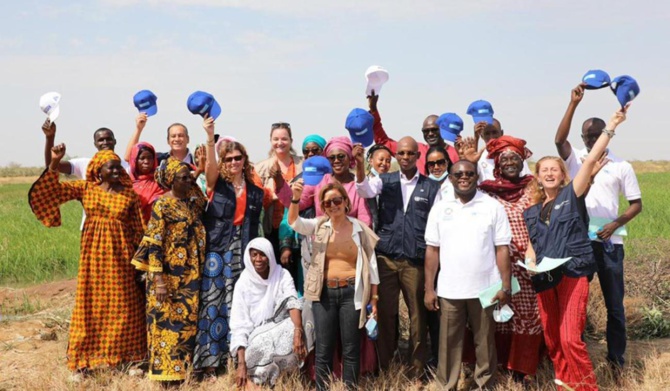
493,304,514,323
369,167,380,177
429,171,449,182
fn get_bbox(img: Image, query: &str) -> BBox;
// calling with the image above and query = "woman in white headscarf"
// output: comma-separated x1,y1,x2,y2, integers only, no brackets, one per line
229,237,306,388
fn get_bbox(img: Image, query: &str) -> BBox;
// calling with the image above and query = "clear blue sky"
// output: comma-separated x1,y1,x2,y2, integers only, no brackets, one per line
1,0,667,166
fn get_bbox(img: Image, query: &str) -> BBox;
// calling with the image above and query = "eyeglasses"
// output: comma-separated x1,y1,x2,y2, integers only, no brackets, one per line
224,155,244,163
322,196,344,208
396,151,417,157
451,170,476,179
328,153,347,162
303,147,322,156
427,159,447,168
421,127,440,135
271,122,291,129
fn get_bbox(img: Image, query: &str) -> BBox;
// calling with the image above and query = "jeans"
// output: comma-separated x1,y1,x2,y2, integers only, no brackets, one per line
312,285,361,391
592,241,626,367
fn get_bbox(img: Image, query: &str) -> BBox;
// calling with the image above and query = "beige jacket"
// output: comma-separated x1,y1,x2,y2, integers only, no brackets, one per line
255,154,303,234
291,215,380,328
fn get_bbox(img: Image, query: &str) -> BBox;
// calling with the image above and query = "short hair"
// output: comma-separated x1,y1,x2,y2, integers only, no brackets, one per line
93,127,115,140
581,117,606,133
449,159,476,173
167,123,189,137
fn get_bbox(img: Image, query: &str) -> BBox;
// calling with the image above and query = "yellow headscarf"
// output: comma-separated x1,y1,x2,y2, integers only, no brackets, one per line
85,150,132,187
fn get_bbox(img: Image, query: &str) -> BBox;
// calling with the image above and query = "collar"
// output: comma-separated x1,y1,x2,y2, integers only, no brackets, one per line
322,216,363,236
447,190,483,206
399,169,420,183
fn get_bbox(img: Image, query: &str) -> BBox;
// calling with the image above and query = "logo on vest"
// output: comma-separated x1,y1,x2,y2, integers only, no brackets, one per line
414,196,428,203
554,200,570,210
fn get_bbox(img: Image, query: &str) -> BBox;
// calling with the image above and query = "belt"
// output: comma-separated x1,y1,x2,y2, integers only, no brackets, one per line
324,277,356,289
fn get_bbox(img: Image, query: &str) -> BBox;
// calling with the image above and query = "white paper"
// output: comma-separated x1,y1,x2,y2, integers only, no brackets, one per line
516,257,572,273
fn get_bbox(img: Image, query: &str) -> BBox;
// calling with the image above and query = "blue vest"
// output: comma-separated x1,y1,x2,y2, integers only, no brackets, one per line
375,172,439,265
523,182,596,292
204,178,264,254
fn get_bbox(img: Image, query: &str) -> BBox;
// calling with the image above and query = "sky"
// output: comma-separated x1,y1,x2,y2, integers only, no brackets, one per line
1,0,668,167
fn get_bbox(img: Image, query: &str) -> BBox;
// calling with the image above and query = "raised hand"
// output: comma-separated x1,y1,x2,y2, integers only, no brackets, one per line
291,179,304,200
42,119,56,138
367,90,379,112
203,114,215,136
607,104,630,130
456,136,484,163
51,143,66,162
352,143,365,168
571,83,586,104
474,121,487,139
269,158,282,180
136,112,148,132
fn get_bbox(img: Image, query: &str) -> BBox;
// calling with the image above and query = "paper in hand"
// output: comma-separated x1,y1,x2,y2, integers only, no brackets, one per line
516,257,572,273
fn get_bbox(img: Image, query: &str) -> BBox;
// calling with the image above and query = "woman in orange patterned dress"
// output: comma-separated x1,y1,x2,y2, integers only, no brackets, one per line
29,144,146,379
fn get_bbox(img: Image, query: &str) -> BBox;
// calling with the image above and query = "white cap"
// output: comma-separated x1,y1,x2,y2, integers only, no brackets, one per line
365,65,389,96
40,92,61,123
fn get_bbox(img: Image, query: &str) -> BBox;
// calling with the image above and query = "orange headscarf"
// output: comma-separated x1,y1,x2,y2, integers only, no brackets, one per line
85,150,132,187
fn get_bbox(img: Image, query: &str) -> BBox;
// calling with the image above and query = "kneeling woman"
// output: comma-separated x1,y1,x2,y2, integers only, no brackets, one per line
230,238,306,388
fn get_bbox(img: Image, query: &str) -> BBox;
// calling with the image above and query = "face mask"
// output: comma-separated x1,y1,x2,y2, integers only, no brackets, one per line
369,167,380,177
493,304,514,323
429,171,449,182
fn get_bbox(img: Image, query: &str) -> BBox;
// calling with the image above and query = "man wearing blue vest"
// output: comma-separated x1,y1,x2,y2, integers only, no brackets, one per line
354,137,441,378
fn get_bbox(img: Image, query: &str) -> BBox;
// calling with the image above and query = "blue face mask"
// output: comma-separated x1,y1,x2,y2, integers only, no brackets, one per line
429,171,449,182
369,167,380,177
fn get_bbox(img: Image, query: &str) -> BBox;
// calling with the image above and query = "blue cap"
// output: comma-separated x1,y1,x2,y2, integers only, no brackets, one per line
302,156,332,186
133,90,158,116
436,113,464,143
466,100,494,124
187,91,222,120
610,75,640,107
582,69,611,90
345,108,374,147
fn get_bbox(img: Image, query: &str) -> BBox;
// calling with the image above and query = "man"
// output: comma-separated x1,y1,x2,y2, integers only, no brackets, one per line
368,92,459,175
424,160,512,390
123,113,194,165
473,119,531,182
554,83,642,371
354,137,441,377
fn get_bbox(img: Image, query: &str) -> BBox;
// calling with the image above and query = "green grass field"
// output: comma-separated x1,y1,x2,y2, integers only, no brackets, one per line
0,172,668,285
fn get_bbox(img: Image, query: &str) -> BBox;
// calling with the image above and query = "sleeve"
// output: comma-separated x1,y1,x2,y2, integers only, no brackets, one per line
493,202,513,246
621,163,642,201
68,158,90,179
279,270,302,310
564,148,581,179
371,110,398,154
28,170,87,227
290,216,318,236
278,207,297,250
131,200,166,273
432,186,442,206
126,196,145,249
368,250,380,285
353,194,372,227
229,285,254,355
274,181,293,208
261,187,274,209
424,203,442,247
298,183,316,211
355,176,382,198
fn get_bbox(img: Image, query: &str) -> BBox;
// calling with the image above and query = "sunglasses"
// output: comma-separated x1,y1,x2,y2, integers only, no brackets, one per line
174,174,192,182
427,159,447,168
421,127,440,134
271,122,291,129
328,153,347,162
224,155,244,163
303,147,322,155
396,151,417,157
322,196,344,208
451,170,476,179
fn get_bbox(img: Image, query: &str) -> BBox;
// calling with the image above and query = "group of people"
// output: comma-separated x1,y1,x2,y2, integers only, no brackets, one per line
29,81,641,391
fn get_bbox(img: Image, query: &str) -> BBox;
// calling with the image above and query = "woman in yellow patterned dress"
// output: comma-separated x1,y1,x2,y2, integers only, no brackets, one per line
132,157,206,382
28,144,146,378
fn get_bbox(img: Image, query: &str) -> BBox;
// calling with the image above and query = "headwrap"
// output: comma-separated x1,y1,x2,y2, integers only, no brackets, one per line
86,150,132,187
302,134,327,151
155,157,190,190
239,237,284,326
324,136,355,168
479,135,533,202
130,142,165,222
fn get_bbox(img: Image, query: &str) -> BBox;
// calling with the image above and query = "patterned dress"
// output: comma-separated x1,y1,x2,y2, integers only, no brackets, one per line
132,195,206,381
28,170,146,370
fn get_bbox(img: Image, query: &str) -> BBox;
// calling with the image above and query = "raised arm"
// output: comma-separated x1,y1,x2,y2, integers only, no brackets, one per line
573,107,628,197
368,91,398,154
124,113,148,163
202,115,219,190
42,120,72,174
555,84,585,160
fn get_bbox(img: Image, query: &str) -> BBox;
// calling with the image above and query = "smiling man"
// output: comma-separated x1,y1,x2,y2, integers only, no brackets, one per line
355,136,441,378
124,113,194,165
424,160,512,390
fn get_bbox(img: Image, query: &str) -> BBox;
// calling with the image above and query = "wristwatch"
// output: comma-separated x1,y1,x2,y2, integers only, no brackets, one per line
502,288,512,296
291,199,300,204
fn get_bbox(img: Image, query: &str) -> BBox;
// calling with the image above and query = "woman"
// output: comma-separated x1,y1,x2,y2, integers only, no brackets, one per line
477,136,543,382
194,116,292,378
230,237,306,388
131,158,206,383
424,145,454,199
365,144,393,231
524,107,628,391
289,180,379,391
297,136,372,227
29,145,146,378
129,141,165,224
256,122,303,258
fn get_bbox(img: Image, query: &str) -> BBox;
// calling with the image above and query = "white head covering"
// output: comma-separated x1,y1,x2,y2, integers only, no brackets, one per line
240,237,283,326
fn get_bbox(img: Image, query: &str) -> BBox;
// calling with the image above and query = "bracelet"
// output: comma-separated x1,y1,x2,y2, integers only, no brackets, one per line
371,294,379,300
602,129,615,138
294,328,303,333
291,199,300,204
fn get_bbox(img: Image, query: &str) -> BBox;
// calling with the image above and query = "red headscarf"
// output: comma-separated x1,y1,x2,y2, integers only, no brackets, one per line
478,135,533,202
129,142,165,223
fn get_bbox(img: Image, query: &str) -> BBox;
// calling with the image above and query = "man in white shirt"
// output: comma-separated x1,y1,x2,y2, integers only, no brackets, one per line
124,113,194,165
554,83,643,371
424,160,512,390
474,119,531,182
354,137,441,377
